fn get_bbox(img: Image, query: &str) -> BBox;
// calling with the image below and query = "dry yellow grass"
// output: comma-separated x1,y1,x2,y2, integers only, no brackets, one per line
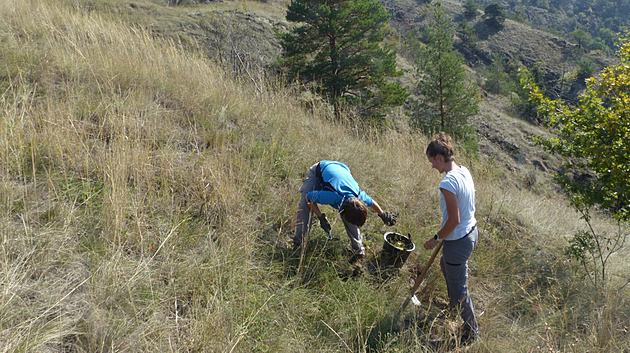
1,0,628,352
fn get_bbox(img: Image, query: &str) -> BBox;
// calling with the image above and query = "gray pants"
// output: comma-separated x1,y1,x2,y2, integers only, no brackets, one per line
440,228,479,336
294,163,364,255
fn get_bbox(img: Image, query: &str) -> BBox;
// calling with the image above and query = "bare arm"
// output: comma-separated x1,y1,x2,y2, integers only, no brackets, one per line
306,195,323,217
424,188,460,249
370,200,384,216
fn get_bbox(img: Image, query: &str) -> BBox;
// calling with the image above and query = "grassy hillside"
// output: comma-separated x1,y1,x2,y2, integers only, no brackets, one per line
81,0,617,190
1,0,629,352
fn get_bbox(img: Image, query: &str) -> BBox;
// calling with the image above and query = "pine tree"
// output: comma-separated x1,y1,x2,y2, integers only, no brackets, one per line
484,2,506,29
277,0,408,120
463,0,479,19
412,3,479,143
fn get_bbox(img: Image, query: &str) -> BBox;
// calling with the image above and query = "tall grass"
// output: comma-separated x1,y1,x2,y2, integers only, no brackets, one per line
1,0,628,352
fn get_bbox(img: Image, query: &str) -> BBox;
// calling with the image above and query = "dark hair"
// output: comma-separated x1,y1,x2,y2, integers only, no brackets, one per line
426,132,455,162
341,197,368,227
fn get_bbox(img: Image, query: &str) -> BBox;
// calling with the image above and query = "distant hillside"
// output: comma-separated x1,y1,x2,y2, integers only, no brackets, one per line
110,0,619,106
381,0,616,97
93,0,621,188
478,0,630,53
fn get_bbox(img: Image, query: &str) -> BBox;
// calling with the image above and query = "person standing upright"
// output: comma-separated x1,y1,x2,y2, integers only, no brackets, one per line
423,133,479,344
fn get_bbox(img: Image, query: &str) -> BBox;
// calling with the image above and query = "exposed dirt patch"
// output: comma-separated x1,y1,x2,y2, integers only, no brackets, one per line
472,93,563,191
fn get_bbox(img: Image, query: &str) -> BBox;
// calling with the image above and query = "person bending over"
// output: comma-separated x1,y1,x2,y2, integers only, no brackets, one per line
294,160,396,260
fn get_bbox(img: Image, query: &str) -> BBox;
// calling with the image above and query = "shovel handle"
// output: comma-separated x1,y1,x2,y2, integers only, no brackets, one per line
409,241,443,295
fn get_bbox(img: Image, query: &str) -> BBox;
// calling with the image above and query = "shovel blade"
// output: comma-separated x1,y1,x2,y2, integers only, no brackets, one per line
411,294,421,306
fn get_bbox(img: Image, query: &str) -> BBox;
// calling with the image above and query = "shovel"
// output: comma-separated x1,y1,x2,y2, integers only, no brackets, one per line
409,241,443,306
391,240,442,328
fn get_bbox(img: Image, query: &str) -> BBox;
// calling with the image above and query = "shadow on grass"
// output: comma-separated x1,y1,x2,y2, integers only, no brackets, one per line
261,228,414,287
261,233,353,285
259,229,466,351
359,281,467,353
365,303,465,353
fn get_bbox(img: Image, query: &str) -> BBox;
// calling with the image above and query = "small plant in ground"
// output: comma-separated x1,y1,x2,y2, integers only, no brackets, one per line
565,197,628,291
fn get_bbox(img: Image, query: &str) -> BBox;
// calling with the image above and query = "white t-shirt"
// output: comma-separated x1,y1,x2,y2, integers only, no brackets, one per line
439,166,476,241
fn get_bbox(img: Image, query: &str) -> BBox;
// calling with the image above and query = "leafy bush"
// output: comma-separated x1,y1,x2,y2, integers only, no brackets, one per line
523,31,630,290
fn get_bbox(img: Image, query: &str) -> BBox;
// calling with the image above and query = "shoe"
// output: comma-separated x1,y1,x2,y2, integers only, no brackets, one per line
460,331,478,346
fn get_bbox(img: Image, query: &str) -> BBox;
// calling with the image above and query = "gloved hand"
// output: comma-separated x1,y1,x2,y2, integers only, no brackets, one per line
318,213,332,234
379,211,397,226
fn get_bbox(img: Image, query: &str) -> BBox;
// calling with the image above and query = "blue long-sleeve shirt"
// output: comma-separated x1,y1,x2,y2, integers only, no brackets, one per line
306,161,374,210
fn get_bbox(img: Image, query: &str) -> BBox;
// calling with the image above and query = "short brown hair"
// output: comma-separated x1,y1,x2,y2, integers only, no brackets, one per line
341,197,368,227
426,132,455,162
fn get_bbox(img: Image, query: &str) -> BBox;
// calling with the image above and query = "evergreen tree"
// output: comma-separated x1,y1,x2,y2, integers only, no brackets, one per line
463,0,479,19
457,21,477,48
484,2,506,28
277,0,408,120
412,3,479,143
570,29,592,49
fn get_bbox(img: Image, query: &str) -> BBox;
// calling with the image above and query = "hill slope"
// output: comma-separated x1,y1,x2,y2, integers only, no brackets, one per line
86,0,620,190
1,0,628,352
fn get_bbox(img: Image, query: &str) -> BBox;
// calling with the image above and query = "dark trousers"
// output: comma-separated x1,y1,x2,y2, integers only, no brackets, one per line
440,227,479,336
294,163,364,254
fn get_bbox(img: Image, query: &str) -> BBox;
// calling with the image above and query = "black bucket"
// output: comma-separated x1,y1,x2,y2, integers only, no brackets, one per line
380,232,415,268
